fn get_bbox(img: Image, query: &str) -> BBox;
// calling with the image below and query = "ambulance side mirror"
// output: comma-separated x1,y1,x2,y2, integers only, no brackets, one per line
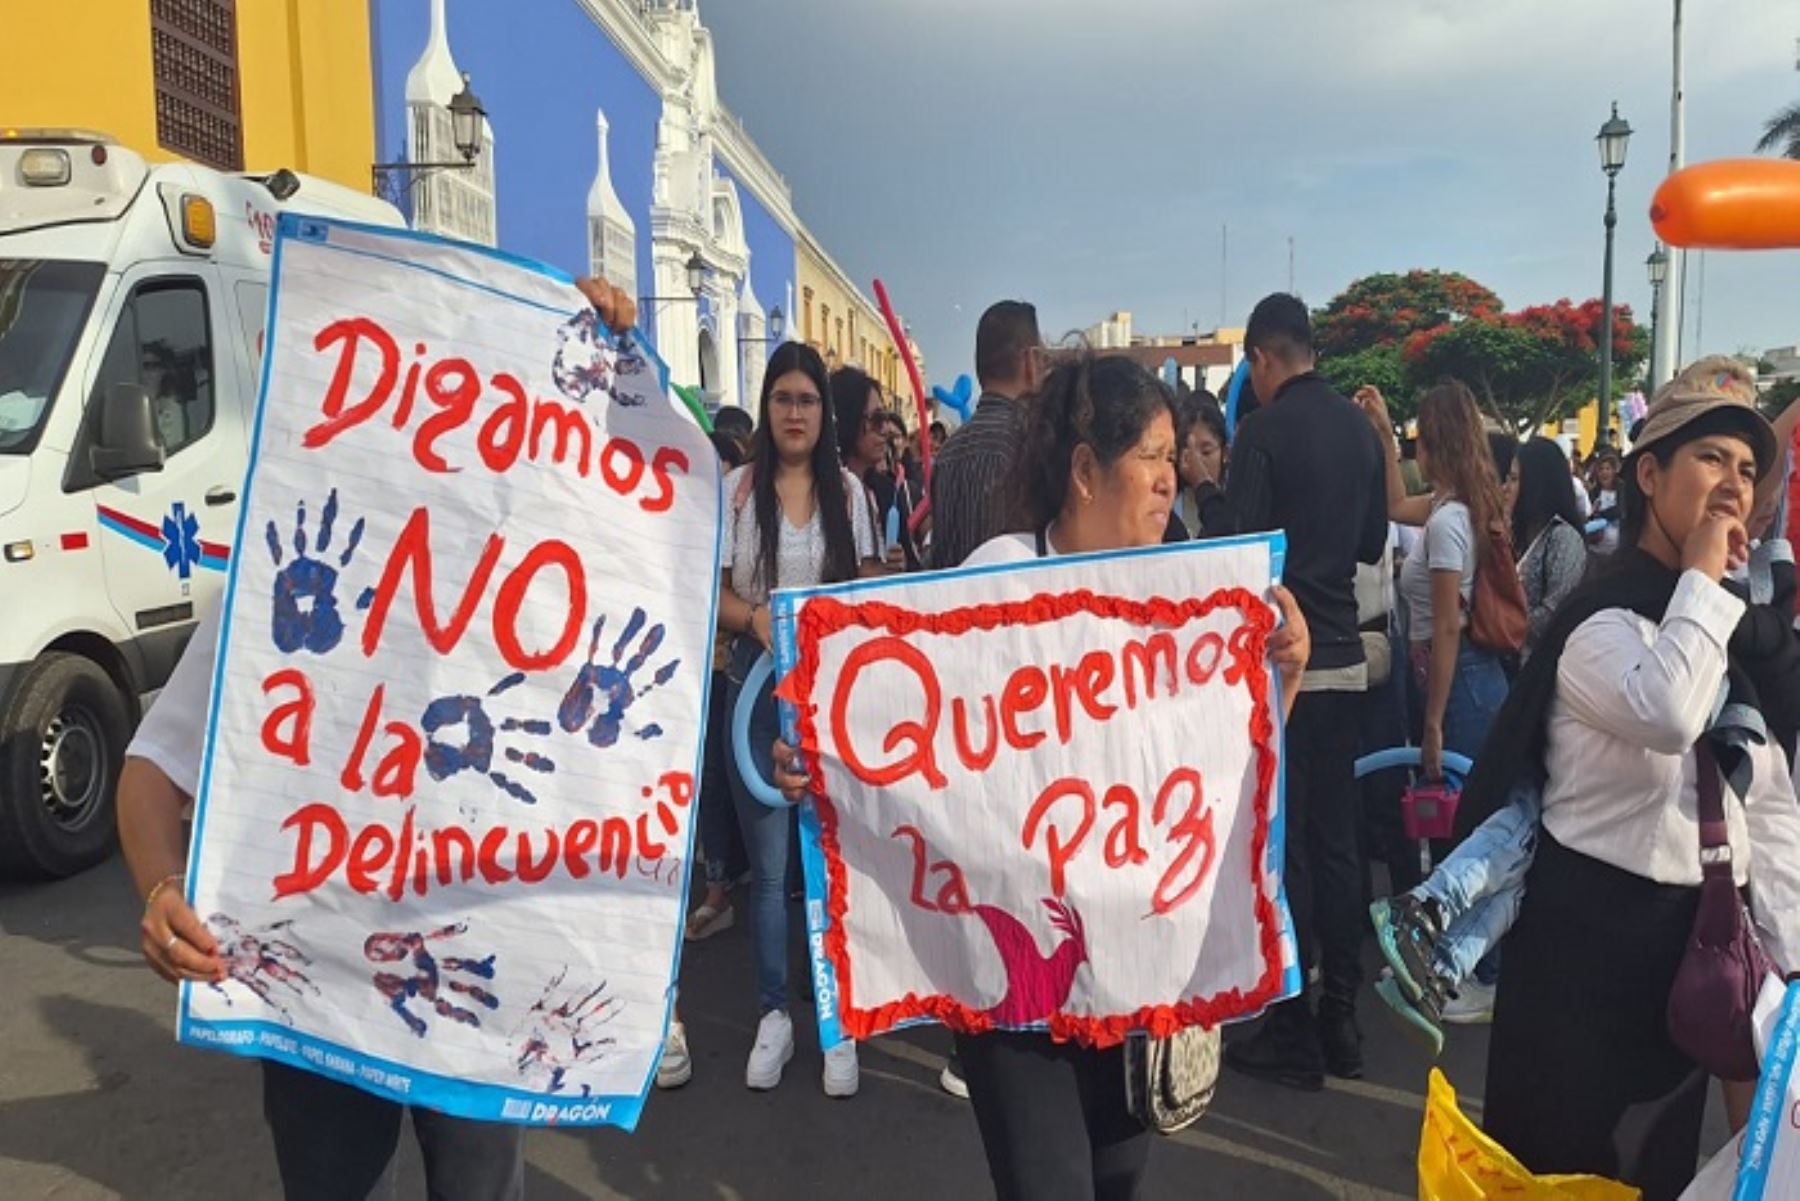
89,383,166,481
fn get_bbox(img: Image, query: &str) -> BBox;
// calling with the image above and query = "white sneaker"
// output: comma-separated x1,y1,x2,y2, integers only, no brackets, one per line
656,1021,692,1089
822,1039,859,1098
1441,979,1496,1025
746,1010,794,1090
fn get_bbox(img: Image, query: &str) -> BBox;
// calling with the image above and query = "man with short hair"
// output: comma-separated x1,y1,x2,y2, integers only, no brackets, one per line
1205,293,1389,1090
928,300,1042,570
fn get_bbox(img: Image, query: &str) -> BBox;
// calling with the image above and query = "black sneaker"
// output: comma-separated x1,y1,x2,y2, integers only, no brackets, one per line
1318,1002,1364,1080
1369,894,1443,1005
1223,1009,1324,1092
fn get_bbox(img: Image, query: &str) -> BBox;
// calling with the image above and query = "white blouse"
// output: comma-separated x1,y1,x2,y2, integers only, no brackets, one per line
1541,569,1800,970
722,465,876,605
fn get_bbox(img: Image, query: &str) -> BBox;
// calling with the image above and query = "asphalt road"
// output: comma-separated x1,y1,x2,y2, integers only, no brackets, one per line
0,855,1726,1200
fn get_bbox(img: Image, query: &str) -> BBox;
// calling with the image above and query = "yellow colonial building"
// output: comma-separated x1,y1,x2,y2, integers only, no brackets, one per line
797,229,928,427
6,0,374,192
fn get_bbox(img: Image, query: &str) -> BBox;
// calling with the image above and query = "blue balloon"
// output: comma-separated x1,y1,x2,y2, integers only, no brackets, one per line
1224,358,1251,443
931,374,976,421
1353,745,1473,786
732,652,796,808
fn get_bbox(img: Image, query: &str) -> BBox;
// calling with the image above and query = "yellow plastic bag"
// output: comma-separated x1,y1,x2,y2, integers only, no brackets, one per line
1418,1069,1642,1200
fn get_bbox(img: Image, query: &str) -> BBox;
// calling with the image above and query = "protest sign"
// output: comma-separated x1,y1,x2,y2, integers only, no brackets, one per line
773,535,1300,1048
178,216,719,1130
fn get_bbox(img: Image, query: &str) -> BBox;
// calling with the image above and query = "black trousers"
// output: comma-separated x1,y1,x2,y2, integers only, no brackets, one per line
262,1063,525,1201
1483,833,1707,1201
953,1031,1150,1201
1283,689,1366,1008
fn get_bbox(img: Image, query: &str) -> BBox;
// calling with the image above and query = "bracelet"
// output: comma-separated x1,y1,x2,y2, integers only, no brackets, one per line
143,873,184,909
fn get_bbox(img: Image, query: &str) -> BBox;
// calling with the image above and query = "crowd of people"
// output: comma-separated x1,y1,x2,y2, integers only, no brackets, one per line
119,270,1800,1201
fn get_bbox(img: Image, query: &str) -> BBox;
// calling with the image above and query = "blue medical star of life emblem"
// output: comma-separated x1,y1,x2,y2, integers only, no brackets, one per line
161,502,201,580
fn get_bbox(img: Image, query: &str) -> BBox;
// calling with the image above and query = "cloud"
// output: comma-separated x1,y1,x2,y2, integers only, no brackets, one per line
702,0,1799,381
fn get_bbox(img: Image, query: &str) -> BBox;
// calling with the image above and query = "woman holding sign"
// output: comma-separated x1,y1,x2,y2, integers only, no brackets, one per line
719,342,879,1097
777,353,1310,1200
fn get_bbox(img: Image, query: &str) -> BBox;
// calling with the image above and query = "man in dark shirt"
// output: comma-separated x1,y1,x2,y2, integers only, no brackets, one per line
928,301,1042,570
1207,294,1389,1090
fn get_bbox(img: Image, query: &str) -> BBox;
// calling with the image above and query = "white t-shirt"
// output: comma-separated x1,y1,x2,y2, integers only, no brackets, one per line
723,465,876,603
964,530,1055,566
126,607,221,800
1399,499,1476,644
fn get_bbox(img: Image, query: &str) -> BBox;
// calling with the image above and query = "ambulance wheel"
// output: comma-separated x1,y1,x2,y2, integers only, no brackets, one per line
0,653,130,878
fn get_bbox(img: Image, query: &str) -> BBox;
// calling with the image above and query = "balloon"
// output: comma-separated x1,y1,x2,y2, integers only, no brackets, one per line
872,278,934,537
1161,357,1180,390
931,374,976,421
731,652,792,808
1224,358,1252,443
1650,158,1800,250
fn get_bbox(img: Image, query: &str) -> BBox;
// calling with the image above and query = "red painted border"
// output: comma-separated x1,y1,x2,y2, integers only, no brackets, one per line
788,585,1284,1049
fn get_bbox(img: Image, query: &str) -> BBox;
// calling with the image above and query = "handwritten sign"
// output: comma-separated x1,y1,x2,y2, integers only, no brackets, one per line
178,216,720,1130
776,536,1300,1048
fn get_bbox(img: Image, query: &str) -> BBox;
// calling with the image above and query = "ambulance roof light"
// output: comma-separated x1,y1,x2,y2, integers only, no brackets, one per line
180,194,215,249
18,148,71,187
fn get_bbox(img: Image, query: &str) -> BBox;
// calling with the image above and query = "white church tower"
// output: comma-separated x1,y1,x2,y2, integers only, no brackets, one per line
586,109,638,301
405,0,497,246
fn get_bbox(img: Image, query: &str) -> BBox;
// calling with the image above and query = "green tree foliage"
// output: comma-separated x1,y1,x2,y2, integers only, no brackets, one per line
1317,345,1410,418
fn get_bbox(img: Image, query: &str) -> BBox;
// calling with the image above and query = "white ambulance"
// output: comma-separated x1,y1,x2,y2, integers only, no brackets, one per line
0,130,404,877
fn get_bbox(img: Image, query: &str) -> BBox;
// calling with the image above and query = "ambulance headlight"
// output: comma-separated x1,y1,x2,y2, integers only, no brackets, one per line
18,149,71,187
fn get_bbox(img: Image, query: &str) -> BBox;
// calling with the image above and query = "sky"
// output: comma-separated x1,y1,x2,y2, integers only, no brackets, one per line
701,0,1799,386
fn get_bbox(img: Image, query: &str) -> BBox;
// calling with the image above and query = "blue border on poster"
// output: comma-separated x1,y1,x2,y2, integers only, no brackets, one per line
769,532,1300,1050
1737,983,1800,1199
176,213,722,1129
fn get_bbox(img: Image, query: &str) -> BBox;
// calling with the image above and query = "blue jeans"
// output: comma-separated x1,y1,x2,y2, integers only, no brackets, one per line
724,637,793,1014
1415,788,1540,983
1442,642,1508,760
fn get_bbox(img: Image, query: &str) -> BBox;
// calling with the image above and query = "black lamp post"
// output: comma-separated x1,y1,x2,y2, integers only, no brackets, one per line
371,74,485,197
740,305,785,346
1595,102,1632,411
1645,245,1669,395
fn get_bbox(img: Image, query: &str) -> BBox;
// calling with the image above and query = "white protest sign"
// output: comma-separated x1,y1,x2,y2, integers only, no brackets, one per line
774,535,1300,1047
179,216,719,1129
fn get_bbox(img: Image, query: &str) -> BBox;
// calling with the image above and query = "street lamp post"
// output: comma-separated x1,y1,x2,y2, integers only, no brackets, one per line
739,305,786,346
371,74,486,198
1645,245,1669,397
640,251,708,392
1595,102,1632,414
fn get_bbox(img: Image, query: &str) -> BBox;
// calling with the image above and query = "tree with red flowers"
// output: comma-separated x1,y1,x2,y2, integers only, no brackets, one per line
1312,271,1502,421
1313,270,1503,358
1404,299,1647,431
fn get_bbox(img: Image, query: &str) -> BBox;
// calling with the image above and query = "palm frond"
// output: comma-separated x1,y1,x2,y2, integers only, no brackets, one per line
1756,102,1800,160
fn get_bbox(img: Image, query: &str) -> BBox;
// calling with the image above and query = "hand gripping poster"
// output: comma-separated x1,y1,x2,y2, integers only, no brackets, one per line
177,216,719,1129
771,536,1302,1049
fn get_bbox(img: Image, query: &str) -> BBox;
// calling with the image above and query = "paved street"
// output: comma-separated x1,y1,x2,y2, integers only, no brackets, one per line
0,855,1727,1200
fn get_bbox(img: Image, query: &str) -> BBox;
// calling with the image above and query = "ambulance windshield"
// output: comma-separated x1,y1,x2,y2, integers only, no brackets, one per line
0,259,105,454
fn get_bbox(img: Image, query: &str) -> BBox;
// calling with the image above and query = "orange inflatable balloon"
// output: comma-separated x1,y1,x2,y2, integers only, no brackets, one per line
1650,158,1800,250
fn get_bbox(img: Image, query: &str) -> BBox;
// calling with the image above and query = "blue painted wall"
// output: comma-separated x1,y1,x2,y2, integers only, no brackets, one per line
371,0,659,318
717,160,795,368
369,0,796,398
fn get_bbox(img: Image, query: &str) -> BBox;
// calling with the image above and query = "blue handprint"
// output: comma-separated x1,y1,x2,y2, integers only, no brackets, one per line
557,608,681,748
266,489,364,655
421,673,556,805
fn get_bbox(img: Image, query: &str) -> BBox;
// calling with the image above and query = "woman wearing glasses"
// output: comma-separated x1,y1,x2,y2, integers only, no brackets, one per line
717,341,878,1097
